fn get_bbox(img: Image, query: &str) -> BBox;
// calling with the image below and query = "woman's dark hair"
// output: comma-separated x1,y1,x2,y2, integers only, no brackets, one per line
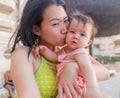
9,0,66,56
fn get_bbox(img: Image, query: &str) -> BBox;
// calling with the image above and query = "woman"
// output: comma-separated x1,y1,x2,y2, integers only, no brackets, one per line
10,0,109,98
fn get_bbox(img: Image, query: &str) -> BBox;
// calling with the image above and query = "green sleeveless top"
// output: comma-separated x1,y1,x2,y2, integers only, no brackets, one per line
35,57,58,98
14,57,58,98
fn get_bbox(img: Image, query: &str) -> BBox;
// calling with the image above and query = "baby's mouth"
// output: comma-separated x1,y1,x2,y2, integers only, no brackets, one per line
72,40,77,44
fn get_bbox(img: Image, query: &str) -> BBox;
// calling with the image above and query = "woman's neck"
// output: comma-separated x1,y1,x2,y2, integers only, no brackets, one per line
39,41,55,51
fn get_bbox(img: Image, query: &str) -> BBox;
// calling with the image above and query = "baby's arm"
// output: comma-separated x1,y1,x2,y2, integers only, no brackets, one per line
74,54,103,98
34,45,58,62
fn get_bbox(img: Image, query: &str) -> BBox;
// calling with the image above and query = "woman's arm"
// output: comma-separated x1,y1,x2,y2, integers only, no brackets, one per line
11,46,41,98
93,63,109,81
90,56,109,81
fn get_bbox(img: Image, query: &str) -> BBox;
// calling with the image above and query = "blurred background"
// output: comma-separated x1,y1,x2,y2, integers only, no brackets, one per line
0,0,120,78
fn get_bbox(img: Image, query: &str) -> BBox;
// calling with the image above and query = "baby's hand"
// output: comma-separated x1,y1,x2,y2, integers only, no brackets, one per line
84,87,103,98
33,46,40,58
33,45,47,58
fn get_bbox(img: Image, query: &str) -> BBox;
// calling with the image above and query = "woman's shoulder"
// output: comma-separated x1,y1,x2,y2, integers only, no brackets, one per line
11,46,35,58
11,46,37,71
12,46,29,54
11,46,40,71
11,46,34,63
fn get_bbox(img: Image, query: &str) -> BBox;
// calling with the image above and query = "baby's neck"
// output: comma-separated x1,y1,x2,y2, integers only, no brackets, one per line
64,46,85,53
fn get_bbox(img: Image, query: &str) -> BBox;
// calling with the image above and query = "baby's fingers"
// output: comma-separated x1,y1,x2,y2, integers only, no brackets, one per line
33,47,40,58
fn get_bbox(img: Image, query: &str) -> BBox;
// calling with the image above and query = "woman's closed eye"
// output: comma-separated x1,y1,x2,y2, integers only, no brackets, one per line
52,23,59,26
64,19,69,24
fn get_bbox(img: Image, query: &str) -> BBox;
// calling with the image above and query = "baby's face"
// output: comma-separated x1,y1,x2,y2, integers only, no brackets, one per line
65,19,92,50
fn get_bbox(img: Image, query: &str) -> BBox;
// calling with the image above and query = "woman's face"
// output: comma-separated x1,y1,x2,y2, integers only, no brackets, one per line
39,5,69,49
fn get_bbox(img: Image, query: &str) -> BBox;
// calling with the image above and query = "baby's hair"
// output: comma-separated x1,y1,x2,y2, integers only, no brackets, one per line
69,11,98,43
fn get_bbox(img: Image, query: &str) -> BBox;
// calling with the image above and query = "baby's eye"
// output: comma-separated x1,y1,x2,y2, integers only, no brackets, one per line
70,31,75,34
80,33,86,36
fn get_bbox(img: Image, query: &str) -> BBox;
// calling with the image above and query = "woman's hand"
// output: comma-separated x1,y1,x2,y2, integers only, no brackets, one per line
57,62,84,98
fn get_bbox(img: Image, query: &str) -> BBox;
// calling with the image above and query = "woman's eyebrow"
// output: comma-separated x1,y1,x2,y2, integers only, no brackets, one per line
50,18,59,21
64,16,68,20
50,16,68,21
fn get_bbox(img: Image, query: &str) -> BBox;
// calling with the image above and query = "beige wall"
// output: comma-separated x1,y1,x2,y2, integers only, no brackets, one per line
18,0,27,19
0,0,17,70
0,0,17,32
0,0,16,13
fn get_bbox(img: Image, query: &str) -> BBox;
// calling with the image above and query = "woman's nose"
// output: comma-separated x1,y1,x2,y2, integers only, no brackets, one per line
61,23,67,34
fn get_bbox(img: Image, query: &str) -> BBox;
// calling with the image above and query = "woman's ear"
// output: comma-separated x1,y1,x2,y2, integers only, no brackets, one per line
32,25,41,36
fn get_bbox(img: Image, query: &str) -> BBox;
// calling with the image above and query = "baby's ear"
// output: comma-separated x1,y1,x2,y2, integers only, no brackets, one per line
87,40,92,47
32,25,41,36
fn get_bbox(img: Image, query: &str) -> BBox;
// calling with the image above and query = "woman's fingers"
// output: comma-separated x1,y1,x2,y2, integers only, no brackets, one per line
57,62,82,98
74,82,85,97
74,84,83,95
58,82,79,98
57,85,64,98
68,83,78,98
63,84,72,98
